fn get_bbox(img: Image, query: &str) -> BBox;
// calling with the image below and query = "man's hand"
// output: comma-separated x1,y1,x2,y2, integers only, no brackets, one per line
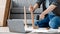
29,3,39,12
39,5,57,20
29,5,34,12
39,14,45,20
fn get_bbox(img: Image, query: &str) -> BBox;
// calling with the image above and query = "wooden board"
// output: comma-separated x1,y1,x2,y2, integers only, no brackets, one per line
24,6,28,27
0,0,11,26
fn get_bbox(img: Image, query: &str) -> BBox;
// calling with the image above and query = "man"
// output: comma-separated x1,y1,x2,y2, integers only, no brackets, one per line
29,0,60,32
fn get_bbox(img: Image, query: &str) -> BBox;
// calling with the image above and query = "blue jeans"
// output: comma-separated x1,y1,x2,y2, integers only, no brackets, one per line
35,14,60,29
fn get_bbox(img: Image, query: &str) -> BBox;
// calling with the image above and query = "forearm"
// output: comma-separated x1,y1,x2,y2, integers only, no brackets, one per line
41,5,57,15
33,3,40,11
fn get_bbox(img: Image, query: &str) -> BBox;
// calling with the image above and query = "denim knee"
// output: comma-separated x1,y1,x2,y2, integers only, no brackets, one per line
49,22,58,29
49,16,60,29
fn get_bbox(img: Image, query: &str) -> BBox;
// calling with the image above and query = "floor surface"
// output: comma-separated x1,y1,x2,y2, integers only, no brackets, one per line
0,27,60,33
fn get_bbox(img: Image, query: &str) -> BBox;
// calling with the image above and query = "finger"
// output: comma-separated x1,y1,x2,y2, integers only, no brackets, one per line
39,16,44,20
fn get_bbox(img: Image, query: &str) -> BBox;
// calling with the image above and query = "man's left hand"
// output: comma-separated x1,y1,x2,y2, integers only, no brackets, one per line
39,13,45,20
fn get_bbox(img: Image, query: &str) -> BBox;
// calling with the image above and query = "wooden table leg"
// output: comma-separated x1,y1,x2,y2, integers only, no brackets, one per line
31,11,39,29
24,6,28,28
31,12,34,28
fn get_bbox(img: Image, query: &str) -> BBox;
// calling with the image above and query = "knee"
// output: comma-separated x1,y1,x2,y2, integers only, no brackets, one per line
49,20,59,29
49,16,60,29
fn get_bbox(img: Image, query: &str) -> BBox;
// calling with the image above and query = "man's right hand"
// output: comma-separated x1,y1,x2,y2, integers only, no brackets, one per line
29,5,34,12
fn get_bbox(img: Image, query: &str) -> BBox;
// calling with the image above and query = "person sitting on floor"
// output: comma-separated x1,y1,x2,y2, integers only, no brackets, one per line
29,0,60,32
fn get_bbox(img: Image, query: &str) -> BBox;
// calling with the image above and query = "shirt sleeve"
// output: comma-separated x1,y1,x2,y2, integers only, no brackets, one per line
36,0,45,8
51,0,60,7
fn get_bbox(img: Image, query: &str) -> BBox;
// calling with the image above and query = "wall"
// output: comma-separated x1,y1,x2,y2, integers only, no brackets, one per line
10,0,43,19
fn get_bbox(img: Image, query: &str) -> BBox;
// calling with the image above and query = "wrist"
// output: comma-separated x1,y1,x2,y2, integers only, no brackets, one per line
41,12,46,16
33,8,35,12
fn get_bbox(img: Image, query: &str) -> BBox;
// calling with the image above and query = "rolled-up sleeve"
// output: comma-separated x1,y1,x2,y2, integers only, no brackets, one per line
36,0,45,8
51,0,60,16
51,0,60,7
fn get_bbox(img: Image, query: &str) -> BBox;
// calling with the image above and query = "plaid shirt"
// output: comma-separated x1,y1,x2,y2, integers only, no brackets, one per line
36,0,60,16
